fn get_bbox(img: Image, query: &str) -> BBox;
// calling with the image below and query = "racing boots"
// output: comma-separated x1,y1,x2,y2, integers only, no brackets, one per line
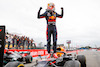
47,53,51,59
53,53,58,58
47,53,58,59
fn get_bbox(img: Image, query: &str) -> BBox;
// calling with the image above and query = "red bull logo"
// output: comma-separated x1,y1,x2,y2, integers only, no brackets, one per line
49,16,56,19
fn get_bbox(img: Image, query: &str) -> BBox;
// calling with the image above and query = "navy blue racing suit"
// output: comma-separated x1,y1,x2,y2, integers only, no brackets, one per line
37,8,63,53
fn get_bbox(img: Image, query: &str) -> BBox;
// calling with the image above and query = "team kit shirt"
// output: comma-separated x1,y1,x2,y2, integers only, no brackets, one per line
39,10,63,25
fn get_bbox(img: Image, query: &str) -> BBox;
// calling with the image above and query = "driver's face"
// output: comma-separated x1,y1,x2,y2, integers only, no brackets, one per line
50,6,54,10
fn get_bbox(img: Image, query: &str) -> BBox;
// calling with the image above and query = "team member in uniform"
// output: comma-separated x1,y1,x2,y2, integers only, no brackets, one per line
37,3,63,58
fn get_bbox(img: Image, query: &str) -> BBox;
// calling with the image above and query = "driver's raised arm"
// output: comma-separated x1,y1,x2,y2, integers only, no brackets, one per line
56,7,64,18
37,7,46,18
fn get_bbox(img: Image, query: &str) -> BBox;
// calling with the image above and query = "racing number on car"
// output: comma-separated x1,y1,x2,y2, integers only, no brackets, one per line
0,26,5,67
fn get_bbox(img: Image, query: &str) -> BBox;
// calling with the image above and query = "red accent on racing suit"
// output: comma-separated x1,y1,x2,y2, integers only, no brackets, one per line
37,8,63,53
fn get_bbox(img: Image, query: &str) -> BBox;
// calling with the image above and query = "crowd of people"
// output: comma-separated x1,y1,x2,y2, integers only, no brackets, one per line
5,33,36,49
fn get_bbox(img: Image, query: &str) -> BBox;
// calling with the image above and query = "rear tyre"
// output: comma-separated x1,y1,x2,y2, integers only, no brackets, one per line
77,55,86,67
64,60,81,67
25,55,33,63
4,61,24,67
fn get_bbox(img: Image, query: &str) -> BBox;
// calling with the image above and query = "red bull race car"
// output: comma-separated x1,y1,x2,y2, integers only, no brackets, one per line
33,47,86,67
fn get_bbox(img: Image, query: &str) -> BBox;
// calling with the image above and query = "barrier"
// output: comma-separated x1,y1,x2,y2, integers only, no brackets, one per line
4,49,48,57
97,49,100,51
4,49,84,57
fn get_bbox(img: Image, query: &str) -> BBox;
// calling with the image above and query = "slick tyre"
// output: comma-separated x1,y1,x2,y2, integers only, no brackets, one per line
77,55,86,67
25,55,33,63
4,61,24,67
64,60,81,67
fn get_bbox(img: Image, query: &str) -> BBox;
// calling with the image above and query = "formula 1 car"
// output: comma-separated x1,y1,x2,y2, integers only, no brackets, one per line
3,51,33,66
33,47,86,67
4,61,24,67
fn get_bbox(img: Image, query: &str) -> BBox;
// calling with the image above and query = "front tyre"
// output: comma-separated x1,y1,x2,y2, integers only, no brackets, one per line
77,55,86,67
64,60,81,67
25,55,33,63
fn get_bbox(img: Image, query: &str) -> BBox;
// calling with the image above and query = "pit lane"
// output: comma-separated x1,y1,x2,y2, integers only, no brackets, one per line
24,50,100,67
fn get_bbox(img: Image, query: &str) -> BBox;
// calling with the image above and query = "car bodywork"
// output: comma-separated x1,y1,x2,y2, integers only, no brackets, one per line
33,47,86,67
3,51,32,65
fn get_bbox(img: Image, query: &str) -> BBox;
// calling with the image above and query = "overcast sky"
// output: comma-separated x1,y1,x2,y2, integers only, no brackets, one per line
0,0,100,47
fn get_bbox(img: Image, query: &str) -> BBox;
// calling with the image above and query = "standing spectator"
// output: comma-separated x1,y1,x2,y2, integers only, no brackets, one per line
16,36,20,49
14,35,17,49
21,36,24,49
23,36,26,49
30,39,34,49
12,36,15,49
27,38,30,49
24,37,27,49
8,35,12,49
19,37,22,49
20,36,22,49
18,37,21,49
5,35,8,48
12,35,17,49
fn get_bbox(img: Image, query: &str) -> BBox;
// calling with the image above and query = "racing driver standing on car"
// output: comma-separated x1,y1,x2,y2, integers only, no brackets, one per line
37,3,63,58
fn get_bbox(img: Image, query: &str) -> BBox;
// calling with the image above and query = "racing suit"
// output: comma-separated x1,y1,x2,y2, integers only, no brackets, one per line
37,8,63,53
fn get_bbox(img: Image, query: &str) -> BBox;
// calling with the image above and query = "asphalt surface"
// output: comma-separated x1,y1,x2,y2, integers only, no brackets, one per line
24,50,100,67
78,50,100,67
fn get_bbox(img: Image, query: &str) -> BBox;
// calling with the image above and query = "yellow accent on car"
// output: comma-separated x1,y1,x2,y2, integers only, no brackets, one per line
56,47,66,57
57,52,64,57
79,63,81,67
48,4,50,6
17,64,24,67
